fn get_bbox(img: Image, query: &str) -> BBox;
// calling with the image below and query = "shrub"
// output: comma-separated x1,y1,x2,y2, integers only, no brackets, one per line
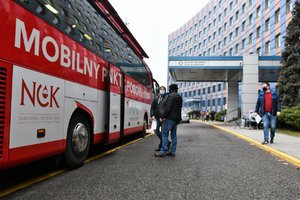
277,104,300,131
216,109,227,121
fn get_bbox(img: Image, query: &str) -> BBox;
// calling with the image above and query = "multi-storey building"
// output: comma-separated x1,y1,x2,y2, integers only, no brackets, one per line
168,0,295,116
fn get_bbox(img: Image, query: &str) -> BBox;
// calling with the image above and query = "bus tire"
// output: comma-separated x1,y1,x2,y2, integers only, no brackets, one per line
65,114,91,169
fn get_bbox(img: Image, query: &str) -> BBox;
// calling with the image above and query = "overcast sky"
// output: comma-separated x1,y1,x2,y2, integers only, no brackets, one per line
109,0,210,87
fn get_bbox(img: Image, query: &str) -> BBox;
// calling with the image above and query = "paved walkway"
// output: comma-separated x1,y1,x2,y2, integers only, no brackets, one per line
192,120,300,168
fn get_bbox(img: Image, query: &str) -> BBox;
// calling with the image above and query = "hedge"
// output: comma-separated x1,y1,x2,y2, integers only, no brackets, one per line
277,104,300,131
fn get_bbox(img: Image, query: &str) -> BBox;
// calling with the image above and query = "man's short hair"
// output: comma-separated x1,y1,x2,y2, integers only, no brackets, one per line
159,86,166,90
169,84,178,91
265,82,270,87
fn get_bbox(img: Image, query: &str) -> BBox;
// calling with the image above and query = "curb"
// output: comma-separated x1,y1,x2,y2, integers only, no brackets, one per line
192,120,300,169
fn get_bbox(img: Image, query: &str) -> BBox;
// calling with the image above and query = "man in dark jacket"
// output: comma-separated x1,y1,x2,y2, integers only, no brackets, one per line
254,82,281,144
150,86,168,151
155,84,182,157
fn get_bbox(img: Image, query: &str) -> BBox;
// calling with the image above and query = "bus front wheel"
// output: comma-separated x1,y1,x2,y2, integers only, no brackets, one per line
65,114,91,169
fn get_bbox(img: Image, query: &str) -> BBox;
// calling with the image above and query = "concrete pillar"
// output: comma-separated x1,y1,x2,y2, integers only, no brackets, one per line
241,55,259,118
227,81,239,121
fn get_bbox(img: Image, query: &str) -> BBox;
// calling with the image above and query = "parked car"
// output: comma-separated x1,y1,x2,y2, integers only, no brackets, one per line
181,112,190,123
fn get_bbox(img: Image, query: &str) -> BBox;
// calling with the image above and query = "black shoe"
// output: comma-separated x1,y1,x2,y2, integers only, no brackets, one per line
261,140,269,145
166,152,175,157
155,147,161,151
270,138,274,144
154,152,166,157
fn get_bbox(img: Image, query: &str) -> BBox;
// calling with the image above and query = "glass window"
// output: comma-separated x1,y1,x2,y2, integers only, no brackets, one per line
265,41,270,54
242,3,246,14
265,18,270,31
256,6,261,17
275,34,281,48
256,26,261,39
275,9,280,23
249,33,253,45
265,0,270,9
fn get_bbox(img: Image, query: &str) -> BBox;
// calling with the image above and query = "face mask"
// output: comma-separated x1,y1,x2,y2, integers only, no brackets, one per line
263,87,267,91
159,90,165,95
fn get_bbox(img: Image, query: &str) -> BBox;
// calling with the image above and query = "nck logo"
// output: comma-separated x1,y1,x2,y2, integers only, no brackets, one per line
20,79,60,108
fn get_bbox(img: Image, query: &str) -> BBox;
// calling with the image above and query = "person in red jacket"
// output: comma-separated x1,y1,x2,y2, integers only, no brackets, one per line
254,82,281,144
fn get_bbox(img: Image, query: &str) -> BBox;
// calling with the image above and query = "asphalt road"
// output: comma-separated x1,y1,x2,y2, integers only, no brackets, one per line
2,122,300,200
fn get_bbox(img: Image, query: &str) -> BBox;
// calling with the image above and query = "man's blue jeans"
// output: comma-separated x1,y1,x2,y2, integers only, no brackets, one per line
160,119,178,154
155,117,162,147
262,112,277,141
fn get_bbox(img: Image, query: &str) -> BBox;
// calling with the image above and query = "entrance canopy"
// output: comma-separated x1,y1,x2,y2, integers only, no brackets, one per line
168,56,282,82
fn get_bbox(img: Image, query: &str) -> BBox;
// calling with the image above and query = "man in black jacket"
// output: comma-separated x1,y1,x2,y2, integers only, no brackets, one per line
150,86,168,151
155,84,182,157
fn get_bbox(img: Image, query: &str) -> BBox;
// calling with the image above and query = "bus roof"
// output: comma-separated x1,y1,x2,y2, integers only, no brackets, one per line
92,0,149,59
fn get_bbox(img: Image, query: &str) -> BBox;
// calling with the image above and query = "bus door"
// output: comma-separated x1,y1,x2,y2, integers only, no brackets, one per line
106,63,123,144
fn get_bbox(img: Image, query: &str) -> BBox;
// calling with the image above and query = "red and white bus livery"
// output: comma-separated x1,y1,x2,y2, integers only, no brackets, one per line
0,0,155,169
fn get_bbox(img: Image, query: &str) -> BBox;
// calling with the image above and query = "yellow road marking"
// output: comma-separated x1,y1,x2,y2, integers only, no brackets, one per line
0,133,154,198
193,120,300,169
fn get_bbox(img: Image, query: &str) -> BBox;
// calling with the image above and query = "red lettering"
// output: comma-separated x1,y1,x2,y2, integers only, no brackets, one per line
37,84,49,107
20,79,60,108
20,79,36,106
50,86,60,108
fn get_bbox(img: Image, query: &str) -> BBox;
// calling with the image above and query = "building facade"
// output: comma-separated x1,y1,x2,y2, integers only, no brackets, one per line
168,0,295,116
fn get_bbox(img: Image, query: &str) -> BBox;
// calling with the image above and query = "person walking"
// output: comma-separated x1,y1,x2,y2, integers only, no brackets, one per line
154,84,182,157
254,82,281,145
150,86,168,151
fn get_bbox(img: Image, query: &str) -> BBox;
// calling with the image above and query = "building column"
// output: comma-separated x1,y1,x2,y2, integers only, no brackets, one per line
227,81,239,121
241,55,259,118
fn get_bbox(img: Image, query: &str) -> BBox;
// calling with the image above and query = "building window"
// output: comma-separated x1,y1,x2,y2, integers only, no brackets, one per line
286,0,292,13
224,22,227,31
229,32,233,42
203,88,206,94
275,9,280,23
265,0,270,9
256,6,261,17
236,11,239,20
230,17,233,26
218,27,222,36
242,3,246,14
275,34,281,48
224,8,227,16
229,48,233,56
230,2,233,11
224,37,227,45
235,44,239,54
249,14,253,25
218,84,221,91
265,18,270,31
242,21,246,32
249,0,253,6
235,27,239,37
242,39,246,49
265,41,270,54
249,33,253,45
256,26,261,39
257,47,261,55
213,85,216,93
